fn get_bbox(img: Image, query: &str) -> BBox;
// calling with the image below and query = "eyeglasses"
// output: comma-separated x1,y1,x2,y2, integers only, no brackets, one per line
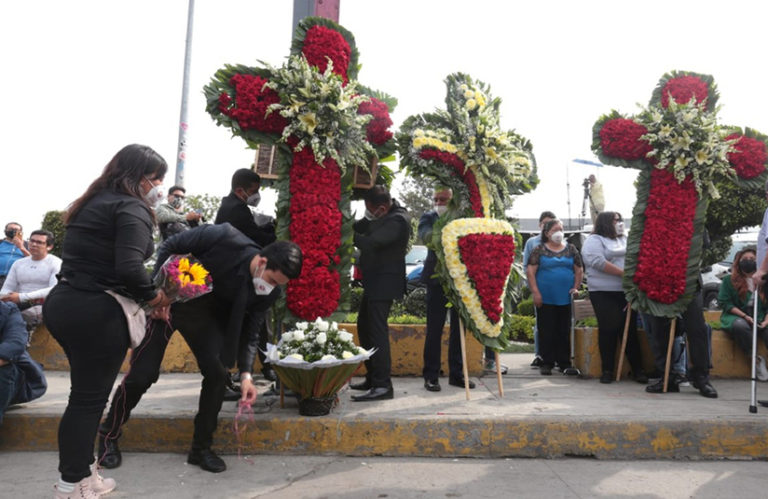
29,239,48,245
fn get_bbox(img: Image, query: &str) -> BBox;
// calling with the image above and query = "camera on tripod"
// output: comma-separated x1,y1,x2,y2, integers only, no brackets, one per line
582,177,591,189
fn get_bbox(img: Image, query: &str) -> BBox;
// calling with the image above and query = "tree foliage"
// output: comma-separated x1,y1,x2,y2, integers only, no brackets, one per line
185,193,223,223
703,180,767,265
397,175,434,220
41,210,67,257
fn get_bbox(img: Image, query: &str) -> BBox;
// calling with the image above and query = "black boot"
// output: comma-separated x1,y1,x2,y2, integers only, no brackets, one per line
97,433,122,469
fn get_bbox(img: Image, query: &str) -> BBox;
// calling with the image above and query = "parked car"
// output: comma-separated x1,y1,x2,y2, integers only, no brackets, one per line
352,245,428,290
701,230,759,310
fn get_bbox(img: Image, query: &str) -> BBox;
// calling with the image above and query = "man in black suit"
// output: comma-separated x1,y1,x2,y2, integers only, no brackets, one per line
214,169,275,247
98,225,302,472
350,186,410,402
215,168,278,388
419,186,475,392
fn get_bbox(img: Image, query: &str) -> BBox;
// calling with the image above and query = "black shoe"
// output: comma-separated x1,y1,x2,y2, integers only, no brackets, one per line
261,367,277,382
97,435,122,469
633,373,649,384
645,378,680,393
424,379,441,392
351,386,394,401
530,356,543,368
540,365,552,375
448,377,476,389
349,379,371,391
600,371,613,384
692,379,718,399
223,385,241,401
187,448,226,473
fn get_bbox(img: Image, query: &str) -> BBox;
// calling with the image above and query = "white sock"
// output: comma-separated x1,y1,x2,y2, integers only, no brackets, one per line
56,479,76,493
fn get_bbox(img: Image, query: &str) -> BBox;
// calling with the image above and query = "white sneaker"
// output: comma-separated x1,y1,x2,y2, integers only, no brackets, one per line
53,478,100,499
756,355,768,382
90,462,116,495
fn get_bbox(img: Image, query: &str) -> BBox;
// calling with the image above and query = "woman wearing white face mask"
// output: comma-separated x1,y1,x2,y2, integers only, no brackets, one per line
43,144,173,498
582,211,647,384
527,219,583,375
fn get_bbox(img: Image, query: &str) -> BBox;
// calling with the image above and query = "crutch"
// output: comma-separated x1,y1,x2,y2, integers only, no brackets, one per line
662,318,677,393
615,306,632,381
749,278,758,414
563,292,581,376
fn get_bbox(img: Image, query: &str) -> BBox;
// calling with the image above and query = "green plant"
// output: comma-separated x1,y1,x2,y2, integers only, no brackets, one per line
389,314,426,324
402,288,427,317
41,210,66,257
577,316,598,328
507,314,535,342
516,297,535,317
348,287,364,314
704,181,767,265
186,193,223,223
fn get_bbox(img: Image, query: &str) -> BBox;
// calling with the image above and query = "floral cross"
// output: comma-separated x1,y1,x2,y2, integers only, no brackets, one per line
593,70,768,316
398,73,537,350
204,17,396,323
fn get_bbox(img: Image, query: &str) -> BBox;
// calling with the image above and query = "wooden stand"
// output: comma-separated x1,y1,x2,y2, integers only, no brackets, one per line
458,319,471,401
495,351,504,398
615,307,632,381
663,318,677,393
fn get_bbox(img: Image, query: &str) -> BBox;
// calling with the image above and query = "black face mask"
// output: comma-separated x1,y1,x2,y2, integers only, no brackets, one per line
739,259,757,275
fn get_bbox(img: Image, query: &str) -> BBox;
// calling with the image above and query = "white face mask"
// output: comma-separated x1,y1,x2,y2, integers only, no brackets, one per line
435,205,448,216
364,208,377,221
252,268,275,296
143,178,165,209
551,230,564,244
615,222,625,236
246,192,261,207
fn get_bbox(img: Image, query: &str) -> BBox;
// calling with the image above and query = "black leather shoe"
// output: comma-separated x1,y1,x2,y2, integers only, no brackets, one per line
223,385,241,401
540,365,553,376
448,377,476,389
349,379,372,391
600,371,613,384
98,435,122,469
693,379,718,398
187,448,226,473
530,356,543,368
424,379,441,392
645,378,679,393
633,373,649,384
261,367,277,382
351,386,394,401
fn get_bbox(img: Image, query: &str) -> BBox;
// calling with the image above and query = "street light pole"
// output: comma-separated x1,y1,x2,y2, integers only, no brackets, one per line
175,0,195,187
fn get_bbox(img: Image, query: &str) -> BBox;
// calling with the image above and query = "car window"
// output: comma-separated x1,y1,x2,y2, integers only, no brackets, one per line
406,245,428,264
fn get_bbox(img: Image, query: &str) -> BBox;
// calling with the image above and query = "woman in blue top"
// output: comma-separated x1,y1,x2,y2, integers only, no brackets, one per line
527,219,583,375
581,211,646,384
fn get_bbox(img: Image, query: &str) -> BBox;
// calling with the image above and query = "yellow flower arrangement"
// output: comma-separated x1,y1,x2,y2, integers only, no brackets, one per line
176,257,209,287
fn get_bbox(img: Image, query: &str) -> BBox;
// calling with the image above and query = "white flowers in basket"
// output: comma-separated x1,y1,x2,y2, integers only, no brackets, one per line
265,317,373,369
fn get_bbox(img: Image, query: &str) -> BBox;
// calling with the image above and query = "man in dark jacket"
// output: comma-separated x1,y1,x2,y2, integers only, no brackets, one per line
419,186,475,392
215,169,278,389
214,169,275,247
350,186,410,402
0,301,47,424
98,224,302,473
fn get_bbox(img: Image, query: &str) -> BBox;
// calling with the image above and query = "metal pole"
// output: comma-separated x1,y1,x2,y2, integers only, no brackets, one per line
175,0,195,187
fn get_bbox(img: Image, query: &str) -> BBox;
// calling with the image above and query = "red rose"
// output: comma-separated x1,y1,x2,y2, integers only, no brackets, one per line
661,76,709,109
726,133,768,179
418,149,484,217
358,97,393,145
599,118,652,161
458,234,516,323
302,25,351,84
219,74,287,134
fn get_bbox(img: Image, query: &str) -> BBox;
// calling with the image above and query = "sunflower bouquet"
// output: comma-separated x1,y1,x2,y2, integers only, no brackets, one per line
154,254,212,303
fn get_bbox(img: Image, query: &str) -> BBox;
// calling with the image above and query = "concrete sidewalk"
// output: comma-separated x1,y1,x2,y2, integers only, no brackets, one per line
2,354,768,460
3,452,768,498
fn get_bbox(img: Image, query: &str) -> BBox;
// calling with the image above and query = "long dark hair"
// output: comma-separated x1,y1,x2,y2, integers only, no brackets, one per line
65,144,168,224
731,247,763,301
540,219,562,243
593,211,619,239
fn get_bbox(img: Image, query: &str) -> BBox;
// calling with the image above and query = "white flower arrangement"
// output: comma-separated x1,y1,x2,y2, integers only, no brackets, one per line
263,55,375,171
266,317,372,369
639,97,736,199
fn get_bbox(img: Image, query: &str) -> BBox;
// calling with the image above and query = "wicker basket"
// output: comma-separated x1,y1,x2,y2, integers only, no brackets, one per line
298,395,337,416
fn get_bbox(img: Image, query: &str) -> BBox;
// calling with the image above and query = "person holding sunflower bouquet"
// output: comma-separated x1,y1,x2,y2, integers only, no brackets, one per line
98,224,302,475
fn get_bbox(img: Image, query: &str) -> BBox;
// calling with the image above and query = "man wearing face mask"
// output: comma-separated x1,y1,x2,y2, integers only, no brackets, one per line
0,222,31,288
97,224,302,473
215,169,278,389
418,186,475,392
155,186,202,240
215,169,275,248
350,185,411,401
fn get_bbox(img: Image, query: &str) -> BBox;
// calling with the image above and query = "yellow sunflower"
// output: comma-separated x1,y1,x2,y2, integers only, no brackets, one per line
177,258,209,287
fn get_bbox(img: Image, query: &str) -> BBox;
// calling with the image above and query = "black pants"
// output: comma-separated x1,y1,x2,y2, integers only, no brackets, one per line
644,292,712,383
237,309,270,373
422,282,461,380
536,303,571,367
589,291,643,375
101,294,228,451
726,317,768,356
43,283,130,483
357,293,393,388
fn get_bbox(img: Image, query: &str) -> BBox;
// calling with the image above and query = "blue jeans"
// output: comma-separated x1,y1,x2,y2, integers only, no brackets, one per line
0,362,20,425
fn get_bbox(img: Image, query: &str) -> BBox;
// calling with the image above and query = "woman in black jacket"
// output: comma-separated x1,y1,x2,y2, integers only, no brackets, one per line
44,144,172,498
